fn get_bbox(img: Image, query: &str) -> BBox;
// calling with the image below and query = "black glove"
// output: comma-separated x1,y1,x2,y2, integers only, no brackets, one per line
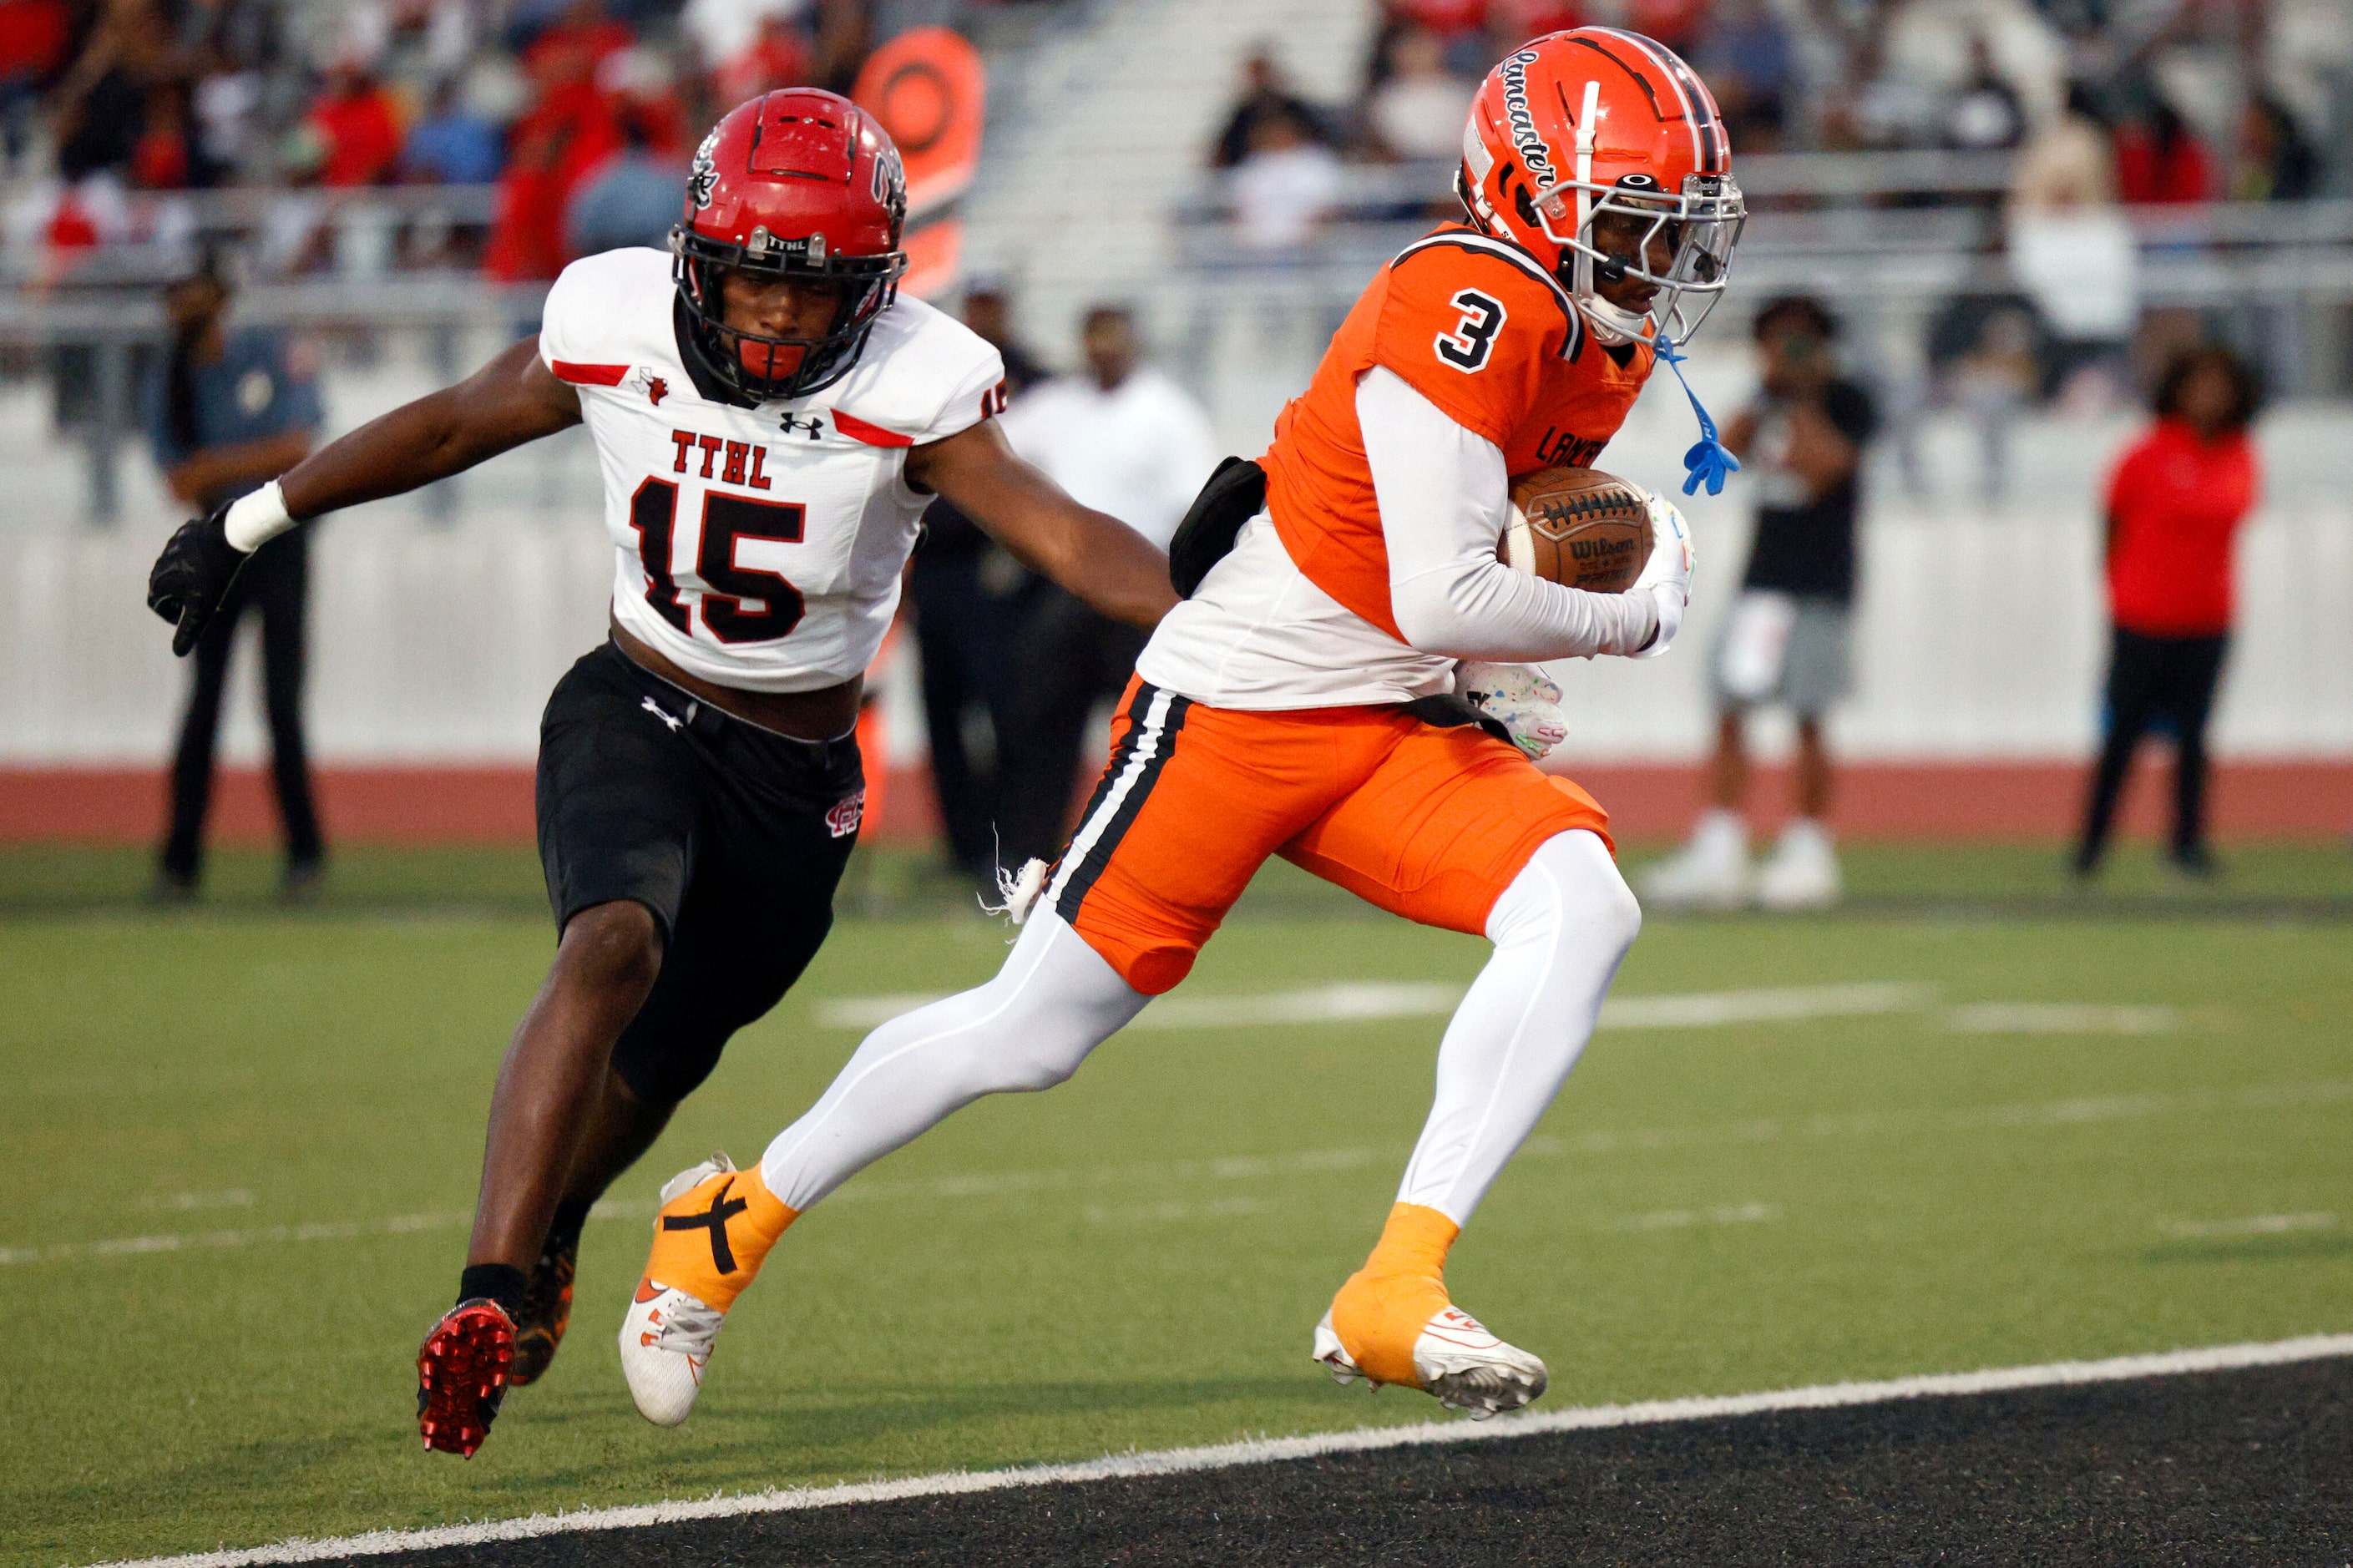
147,506,247,657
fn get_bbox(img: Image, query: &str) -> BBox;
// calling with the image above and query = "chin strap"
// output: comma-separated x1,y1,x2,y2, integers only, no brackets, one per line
1652,331,1740,497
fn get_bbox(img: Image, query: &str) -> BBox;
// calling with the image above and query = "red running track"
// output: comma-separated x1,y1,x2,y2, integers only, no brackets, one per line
2,758,2348,847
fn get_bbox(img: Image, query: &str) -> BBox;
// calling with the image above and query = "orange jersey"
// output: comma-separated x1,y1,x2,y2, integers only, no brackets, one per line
1262,226,1653,640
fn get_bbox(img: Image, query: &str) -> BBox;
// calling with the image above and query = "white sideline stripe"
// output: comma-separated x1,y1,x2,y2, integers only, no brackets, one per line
92,1333,2353,1568
17,1078,2353,1268
815,979,1932,1033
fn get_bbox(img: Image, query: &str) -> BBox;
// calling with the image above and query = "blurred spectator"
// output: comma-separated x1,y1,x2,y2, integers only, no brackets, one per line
53,0,171,184
1381,0,1494,78
483,67,620,280
2011,80,2116,213
1944,35,2025,150
0,0,72,170
130,78,195,188
1691,0,1789,150
685,0,812,100
1212,45,1332,169
597,44,687,156
2007,79,2136,416
2075,346,2262,879
1645,296,1876,913
192,63,262,185
2236,95,2320,202
910,285,1050,887
145,254,326,903
994,305,1217,869
1948,303,2039,501
2113,96,2211,205
403,77,503,185
1229,109,1343,254
567,114,681,255
520,0,633,87
712,11,812,103
683,0,804,68
1364,27,1473,161
307,62,405,186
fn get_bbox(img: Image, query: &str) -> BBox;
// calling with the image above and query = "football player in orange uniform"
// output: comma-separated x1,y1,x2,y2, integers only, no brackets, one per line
615,29,1744,1426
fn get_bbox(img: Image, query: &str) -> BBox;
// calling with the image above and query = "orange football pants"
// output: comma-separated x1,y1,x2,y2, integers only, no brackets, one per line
1045,677,1612,995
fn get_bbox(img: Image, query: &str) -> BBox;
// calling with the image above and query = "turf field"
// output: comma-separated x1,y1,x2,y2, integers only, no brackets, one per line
3,843,2349,1566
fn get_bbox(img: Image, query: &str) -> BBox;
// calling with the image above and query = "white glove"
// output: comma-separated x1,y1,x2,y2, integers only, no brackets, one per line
1628,490,1695,659
1457,661,1568,761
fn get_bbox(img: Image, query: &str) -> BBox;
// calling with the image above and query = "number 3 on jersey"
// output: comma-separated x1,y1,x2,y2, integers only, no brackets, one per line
1435,290,1506,372
629,478,807,644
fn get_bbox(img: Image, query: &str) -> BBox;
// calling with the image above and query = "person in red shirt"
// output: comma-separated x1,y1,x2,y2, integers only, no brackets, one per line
2113,99,2212,205
307,63,403,187
2075,345,2261,878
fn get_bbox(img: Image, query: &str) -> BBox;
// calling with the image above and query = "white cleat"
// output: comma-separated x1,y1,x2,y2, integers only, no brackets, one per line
618,1277,725,1426
1756,818,1842,911
617,1156,737,1427
1641,809,1752,912
1312,1306,1549,1420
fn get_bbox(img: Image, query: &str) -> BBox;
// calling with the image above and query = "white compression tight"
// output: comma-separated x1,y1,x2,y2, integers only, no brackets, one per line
760,829,1641,1225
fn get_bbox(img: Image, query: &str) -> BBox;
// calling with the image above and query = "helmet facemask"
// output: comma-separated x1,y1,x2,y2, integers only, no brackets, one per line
670,225,908,403
1538,173,1743,346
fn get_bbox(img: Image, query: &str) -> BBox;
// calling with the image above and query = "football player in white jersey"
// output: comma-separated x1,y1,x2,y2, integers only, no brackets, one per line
144,90,1176,1458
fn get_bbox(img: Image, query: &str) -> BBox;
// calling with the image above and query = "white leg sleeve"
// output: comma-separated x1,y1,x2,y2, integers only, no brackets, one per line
1395,829,1642,1227
759,912,1149,1211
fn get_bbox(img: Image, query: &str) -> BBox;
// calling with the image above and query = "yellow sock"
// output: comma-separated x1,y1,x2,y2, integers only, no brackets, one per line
1328,1202,1460,1387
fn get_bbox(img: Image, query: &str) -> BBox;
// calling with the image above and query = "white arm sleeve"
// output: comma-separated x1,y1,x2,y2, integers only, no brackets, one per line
1362,367,1658,661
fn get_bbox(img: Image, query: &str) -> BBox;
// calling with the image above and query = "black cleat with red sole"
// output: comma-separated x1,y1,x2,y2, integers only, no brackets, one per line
417,1299,515,1457
509,1233,577,1387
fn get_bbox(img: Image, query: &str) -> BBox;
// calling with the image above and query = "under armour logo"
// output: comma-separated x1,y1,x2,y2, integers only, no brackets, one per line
778,412,825,441
641,696,685,733
661,1177,751,1273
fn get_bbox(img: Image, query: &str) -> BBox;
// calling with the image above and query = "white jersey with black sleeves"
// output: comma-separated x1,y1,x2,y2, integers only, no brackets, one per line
539,247,1006,693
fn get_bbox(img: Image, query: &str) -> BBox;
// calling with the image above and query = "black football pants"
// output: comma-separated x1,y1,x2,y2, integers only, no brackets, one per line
161,528,324,882
2076,625,2229,870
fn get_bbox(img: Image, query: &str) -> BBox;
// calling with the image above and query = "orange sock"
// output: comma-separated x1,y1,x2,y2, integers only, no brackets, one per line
644,1161,797,1313
1328,1202,1460,1387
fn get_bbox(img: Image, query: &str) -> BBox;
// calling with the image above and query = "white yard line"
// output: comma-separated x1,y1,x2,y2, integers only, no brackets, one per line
1949,1003,2182,1035
90,1333,2353,1568
2165,1211,2338,1240
16,1079,2352,1269
817,979,1934,1033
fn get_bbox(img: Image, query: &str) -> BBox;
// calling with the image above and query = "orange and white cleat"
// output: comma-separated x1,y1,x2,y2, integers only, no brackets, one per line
1310,1201,1548,1419
1312,1302,1548,1419
417,1299,516,1456
619,1153,795,1426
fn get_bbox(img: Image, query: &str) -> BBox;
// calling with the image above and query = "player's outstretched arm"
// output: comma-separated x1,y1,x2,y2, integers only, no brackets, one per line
907,418,1179,630
276,337,582,520
147,339,581,655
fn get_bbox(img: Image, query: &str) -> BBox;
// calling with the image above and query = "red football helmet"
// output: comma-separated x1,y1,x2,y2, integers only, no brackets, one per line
1457,28,1744,345
671,89,909,402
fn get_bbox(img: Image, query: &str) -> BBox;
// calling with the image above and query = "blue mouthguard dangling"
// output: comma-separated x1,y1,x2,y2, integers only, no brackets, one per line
1652,331,1739,497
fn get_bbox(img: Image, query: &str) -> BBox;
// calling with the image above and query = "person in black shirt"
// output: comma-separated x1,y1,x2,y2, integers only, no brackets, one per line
907,286,1050,887
1210,46,1334,169
1643,295,1876,911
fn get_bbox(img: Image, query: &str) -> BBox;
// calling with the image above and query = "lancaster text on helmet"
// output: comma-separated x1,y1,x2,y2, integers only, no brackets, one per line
1500,50,1558,189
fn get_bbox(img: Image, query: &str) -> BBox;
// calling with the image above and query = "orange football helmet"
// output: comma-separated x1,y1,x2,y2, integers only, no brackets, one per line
1458,28,1744,345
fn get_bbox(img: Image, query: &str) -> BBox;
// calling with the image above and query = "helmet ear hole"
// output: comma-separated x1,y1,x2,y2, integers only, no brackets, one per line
1510,180,1539,230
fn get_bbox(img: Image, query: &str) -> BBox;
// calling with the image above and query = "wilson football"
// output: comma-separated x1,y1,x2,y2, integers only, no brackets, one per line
1498,467,1654,593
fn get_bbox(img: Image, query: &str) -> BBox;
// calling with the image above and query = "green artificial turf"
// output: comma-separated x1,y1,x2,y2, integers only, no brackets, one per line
1,847,2349,1565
